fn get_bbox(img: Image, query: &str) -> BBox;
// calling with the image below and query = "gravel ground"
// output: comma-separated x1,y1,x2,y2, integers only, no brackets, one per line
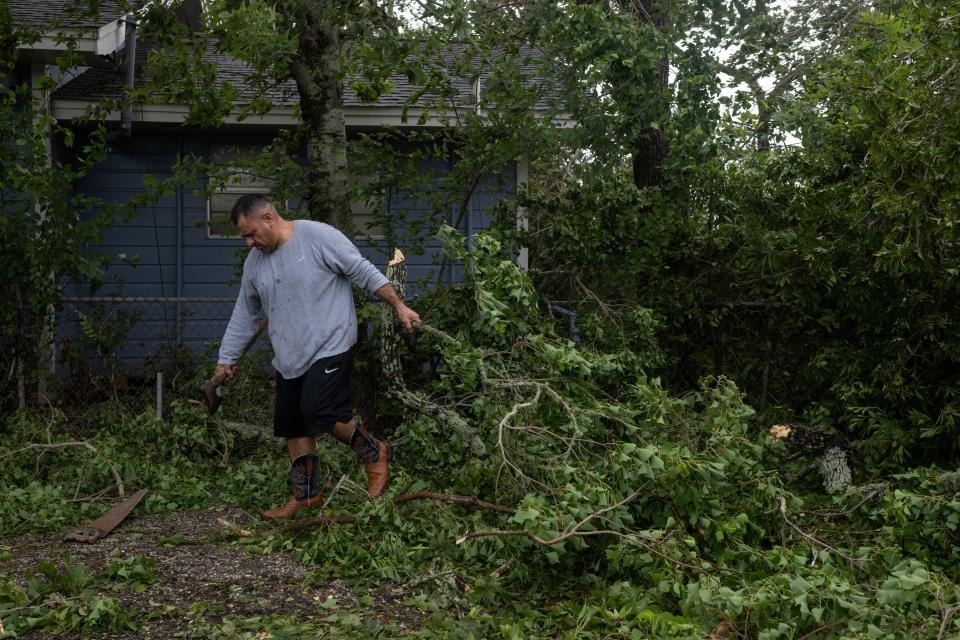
0,507,426,638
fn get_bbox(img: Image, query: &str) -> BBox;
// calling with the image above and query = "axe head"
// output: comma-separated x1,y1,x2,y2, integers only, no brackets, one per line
201,380,222,414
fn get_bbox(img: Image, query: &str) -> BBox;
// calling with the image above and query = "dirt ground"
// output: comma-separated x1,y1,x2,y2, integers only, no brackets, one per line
0,507,427,638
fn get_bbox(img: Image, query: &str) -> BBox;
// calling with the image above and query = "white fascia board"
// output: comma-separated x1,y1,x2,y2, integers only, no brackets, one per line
19,29,99,62
52,101,458,127
51,100,290,124
20,17,129,64
52,99,576,129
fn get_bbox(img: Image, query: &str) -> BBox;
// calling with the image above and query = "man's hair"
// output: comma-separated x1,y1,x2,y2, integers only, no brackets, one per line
230,194,271,226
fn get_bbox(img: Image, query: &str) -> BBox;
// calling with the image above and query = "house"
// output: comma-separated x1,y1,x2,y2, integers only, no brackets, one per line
10,0,548,371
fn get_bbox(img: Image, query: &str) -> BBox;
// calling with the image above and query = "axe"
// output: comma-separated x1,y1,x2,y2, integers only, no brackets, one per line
201,318,268,414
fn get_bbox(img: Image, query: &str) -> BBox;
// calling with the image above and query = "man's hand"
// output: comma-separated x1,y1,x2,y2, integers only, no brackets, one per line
374,283,420,332
394,302,420,333
215,363,236,383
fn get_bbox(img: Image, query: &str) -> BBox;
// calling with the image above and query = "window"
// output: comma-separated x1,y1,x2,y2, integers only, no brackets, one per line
206,144,388,240
206,145,277,239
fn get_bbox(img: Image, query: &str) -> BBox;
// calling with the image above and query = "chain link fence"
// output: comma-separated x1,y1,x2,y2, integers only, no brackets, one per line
58,296,236,366
51,296,391,432
53,296,242,414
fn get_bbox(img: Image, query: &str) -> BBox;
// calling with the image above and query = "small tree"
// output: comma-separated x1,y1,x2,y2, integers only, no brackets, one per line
1,2,178,408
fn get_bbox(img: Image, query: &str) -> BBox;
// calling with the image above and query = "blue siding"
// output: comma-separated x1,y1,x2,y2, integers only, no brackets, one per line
57,131,517,371
66,135,180,299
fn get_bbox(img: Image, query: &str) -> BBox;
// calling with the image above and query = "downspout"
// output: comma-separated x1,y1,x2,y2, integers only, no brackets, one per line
448,155,456,286
120,13,138,139
465,185,474,246
175,134,184,347
30,63,55,404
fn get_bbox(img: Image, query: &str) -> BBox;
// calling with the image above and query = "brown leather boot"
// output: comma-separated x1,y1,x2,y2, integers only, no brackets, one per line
261,453,324,519
261,492,326,519
363,439,392,499
349,422,392,499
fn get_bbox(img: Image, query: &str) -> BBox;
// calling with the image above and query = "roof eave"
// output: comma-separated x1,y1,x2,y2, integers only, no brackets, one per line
52,99,576,128
51,100,465,127
18,20,129,66
18,31,100,64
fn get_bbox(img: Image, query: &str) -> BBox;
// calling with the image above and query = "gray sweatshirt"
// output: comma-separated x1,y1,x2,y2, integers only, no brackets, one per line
218,220,389,379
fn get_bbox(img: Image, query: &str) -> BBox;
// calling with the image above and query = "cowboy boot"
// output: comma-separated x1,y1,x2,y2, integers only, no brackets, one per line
261,453,325,519
348,420,391,499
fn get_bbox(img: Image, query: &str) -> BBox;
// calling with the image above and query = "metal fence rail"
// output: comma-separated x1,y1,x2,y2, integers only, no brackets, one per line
57,296,238,374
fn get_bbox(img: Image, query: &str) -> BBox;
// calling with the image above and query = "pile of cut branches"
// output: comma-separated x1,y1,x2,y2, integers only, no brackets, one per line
349,228,960,639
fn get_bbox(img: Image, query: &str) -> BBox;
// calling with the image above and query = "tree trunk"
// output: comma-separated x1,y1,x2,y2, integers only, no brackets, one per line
289,9,352,231
632,126,668,190
630,0,670,191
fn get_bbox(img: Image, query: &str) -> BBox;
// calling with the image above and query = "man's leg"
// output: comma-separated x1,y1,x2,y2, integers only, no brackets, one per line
261,436,325,519
331,417,391,499
261,373,326,519
286,436,316,460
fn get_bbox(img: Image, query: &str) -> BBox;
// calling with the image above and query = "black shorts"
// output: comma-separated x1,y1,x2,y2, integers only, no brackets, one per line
274,351,353,438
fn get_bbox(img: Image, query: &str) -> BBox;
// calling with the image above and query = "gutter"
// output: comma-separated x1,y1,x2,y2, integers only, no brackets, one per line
176,134,184,346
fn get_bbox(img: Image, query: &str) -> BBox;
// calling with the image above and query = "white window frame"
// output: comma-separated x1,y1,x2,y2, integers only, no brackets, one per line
206,145,278,239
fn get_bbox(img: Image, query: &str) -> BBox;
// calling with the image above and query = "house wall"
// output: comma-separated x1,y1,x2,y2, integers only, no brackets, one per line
57,129,516,371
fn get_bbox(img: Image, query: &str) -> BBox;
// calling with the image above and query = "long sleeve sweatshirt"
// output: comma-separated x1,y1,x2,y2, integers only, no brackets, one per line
218,220,390,379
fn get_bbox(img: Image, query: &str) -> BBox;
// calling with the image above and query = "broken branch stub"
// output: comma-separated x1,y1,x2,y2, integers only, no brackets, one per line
381,249,487,457
770,423,852,493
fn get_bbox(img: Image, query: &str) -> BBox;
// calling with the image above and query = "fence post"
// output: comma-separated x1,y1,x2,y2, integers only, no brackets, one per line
156,372,163,420
17,356,25,409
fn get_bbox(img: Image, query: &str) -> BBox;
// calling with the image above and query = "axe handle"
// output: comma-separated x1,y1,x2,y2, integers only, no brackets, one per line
212,317,268,387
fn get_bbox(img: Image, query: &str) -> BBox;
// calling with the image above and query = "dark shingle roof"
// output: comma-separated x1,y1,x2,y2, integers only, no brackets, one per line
53,46,464,109
54,40,556,113
11,0,133,30
20,0,559,114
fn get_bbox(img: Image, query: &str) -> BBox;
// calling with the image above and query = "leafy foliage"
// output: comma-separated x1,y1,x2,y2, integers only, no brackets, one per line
0,559,137,635
522,0,960,468
0,2,193,410
5,0,960,637
7,231,959,638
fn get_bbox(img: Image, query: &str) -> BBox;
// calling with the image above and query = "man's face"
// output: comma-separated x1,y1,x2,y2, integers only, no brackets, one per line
235,208,276,253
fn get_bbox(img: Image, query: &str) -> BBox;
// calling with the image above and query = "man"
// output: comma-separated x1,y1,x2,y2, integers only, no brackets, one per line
216,194,419,519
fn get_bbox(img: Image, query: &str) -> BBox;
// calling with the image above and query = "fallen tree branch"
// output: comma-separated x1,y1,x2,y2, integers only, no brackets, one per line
455,485,647,547
1,441,125,497
938,600,960,640
276,490,515,532
392,491,514,514
217,516,254,537
380,250,487,457
817,484,886,521
320,473,349,511
770,424,852,493
276,514,358,532
496,386,543,488
778,496,865,572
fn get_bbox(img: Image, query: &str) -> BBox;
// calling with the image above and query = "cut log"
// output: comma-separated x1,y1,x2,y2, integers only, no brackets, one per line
770,423,852,493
